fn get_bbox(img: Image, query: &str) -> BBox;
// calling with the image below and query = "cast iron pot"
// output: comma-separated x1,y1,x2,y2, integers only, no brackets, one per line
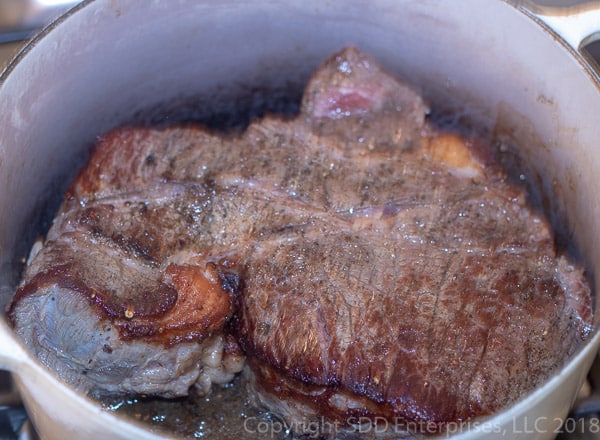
1,0,600,438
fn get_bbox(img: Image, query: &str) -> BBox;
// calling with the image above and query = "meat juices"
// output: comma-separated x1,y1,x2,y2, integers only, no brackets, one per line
6,47,593,436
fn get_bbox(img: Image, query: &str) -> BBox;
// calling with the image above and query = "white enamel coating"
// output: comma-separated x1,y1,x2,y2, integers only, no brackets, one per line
0,320,27,370
1,1,600,439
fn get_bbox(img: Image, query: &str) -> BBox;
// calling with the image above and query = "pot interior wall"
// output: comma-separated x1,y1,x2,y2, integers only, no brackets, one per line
1,0,600,437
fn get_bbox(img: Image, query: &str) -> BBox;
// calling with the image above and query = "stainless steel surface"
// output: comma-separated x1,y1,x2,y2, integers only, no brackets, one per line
0,0,82,43
0,41,22,68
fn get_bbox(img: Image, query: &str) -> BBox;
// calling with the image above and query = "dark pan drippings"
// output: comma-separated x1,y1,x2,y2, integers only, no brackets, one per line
104,376,293,440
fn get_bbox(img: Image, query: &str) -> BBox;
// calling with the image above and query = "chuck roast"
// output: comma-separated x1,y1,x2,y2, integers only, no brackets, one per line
7,47,593,434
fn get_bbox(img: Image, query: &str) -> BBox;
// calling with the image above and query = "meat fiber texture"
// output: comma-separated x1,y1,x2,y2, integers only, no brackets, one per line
7,47,593,435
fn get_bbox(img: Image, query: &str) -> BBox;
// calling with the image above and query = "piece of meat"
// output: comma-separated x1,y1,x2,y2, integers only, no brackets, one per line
9,180,245,396
238,49,592,433
6,47,593,436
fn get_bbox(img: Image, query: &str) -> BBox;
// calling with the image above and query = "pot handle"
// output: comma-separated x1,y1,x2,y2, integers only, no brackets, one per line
0,318,29,372
531,2,600,71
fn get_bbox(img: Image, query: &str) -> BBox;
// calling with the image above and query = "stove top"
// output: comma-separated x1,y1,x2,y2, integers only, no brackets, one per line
0,371,35,440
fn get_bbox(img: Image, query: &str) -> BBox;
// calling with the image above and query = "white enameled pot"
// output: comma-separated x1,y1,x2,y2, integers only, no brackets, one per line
1,1,600,438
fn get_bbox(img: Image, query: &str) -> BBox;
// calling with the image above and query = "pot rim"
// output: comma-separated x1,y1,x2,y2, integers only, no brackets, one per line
1,1,600,438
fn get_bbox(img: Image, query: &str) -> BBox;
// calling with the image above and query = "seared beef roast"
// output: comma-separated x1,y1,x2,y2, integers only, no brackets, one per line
7,47,593,435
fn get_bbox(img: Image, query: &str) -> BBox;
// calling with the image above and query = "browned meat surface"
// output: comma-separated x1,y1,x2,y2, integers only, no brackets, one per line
6,47,593,435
